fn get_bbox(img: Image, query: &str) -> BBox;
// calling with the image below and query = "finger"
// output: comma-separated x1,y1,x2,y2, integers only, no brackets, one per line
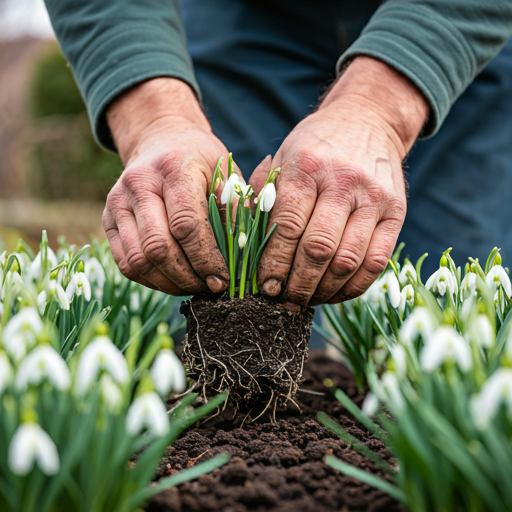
114,206,186,295
103,208,160,291
248,155,272,195
309,206,379,306
130,190,209,294
327,217,401,304
283,192,351,305
257,164,318,297
163,167,230,291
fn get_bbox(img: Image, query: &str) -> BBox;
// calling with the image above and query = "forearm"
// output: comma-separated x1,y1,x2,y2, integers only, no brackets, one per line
44,0,198,152
338,0,512,137
107,78,210,164
321,56,428,158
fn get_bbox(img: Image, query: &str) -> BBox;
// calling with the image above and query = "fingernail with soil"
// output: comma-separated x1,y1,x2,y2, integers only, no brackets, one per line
262,278,281,296
206,275,226,293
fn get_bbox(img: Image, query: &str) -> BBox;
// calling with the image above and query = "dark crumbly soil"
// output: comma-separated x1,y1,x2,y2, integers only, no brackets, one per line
147,351,401,512
181,295,314,415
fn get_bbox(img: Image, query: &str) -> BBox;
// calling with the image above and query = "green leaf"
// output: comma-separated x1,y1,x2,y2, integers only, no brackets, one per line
317,412,394,475
333,389,388,442
208,194,227,262
325,456,405,503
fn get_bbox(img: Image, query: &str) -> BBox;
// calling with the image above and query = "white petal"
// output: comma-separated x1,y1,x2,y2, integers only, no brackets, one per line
399,307,434,345
151,349,187,396
37,291,47,315
472,315,495,348
15,345,71,391
4,308,43,341
238,232,247,249
362,392,379,416
84,257,106,288
398,263,417,286
421,327,472,372
9,423,59,476
259,183,276,212
126,392,169,436
486,265,512,298
0,352,13,395
385,272,401,308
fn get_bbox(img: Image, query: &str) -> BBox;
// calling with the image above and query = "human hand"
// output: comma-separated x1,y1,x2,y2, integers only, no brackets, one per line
254,57,428,306
103,78,230,295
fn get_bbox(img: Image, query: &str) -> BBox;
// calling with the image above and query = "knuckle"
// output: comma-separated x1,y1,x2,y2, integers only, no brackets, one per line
126,250,152,276
336,282,369,302
293,149,324,175
142,235,171,264
275,210,307,242
302,236,337,265
330,248,362,278
117,260,138,281
169,211,200,243
364,252,389,276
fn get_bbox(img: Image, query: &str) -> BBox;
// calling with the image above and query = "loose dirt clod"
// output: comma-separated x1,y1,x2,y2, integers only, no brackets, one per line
180,295,314,420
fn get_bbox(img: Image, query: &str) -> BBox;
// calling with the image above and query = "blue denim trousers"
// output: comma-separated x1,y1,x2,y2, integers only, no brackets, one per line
181,0,512,336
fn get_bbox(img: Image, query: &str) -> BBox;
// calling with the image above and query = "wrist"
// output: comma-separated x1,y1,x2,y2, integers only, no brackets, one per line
107,78,211,163
320,56,428,158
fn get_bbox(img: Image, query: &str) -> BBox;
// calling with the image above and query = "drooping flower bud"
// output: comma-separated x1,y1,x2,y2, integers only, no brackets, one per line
259,183,276,212
238,232,247,248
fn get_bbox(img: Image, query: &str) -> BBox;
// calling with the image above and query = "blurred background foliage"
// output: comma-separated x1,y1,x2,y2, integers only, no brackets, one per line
29,43,122,201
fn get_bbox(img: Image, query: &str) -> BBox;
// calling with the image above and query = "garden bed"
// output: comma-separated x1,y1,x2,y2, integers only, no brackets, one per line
147,350,401,512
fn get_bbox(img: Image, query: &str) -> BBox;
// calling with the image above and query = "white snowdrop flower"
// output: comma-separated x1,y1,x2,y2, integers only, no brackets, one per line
151,349,187,397
472,369,512,429
220,174,244,205
8,423,59,476
486,265,512,298
380,271,401,308
15,345,70,391
100,374,123,411
1,271,23,300
259,183,276,212
362,392,379,417
425,267,458,297
390,344,407,377
398,262,417,286
0,351,13,395
126,392,169,437
27,249,58,281
3,308,43,361
48,280,70,310
400,307,435,345
398,284,414,315
469,314,495,349
421,327,472,372
379,372,405,411
361,280,381,309
84,257,106,288
37,290,47,315
460,272,477,301
238,232,248,249
130,290,141,314
66,272,92,302
75,336,129,394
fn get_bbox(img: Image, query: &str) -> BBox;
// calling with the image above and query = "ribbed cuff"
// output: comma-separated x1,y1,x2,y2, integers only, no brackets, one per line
73,21,200,151
337,2,476,138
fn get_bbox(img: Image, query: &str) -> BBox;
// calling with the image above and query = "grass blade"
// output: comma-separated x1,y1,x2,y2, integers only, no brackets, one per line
325,456,405,503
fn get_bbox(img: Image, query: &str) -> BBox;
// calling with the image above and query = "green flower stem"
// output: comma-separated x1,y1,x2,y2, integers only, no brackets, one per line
239,208,261,298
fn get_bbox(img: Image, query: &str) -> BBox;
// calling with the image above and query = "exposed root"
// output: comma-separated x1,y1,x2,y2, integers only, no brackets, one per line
181,295,314,422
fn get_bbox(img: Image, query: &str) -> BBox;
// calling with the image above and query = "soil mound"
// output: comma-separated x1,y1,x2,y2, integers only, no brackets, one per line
147,351,401,512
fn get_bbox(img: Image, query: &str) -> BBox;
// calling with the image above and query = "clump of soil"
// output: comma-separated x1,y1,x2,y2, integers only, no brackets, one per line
181,295,314,418
146,351,401,512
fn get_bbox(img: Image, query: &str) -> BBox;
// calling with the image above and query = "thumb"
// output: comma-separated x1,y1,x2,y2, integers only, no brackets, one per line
248,155,272,195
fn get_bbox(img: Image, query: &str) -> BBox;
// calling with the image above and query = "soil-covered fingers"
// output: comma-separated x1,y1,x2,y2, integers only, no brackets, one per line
257,167,318,298
327,217,403,304
283,192,352,305
102,207,166,292
163,167,230,293
308,206,379,306
128,187,209,294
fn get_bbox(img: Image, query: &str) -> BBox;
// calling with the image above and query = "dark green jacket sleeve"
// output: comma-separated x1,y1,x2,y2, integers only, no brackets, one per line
44,0,199,151
338,0,512,137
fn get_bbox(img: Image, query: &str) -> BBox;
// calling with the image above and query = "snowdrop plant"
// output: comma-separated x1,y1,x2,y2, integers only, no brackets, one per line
0,233,229,512
318,246,512,512
208,154,280,298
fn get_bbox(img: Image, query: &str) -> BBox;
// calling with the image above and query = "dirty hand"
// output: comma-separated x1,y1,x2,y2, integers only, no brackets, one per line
103,78,230,295
254,57,428,306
